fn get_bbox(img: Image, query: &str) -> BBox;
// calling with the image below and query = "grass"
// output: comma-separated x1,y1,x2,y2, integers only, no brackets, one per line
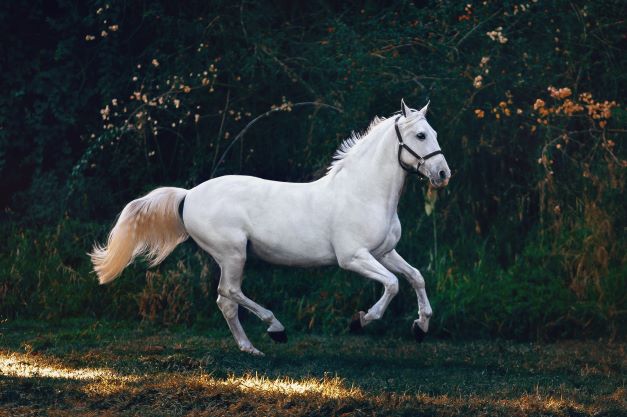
0,319,625,416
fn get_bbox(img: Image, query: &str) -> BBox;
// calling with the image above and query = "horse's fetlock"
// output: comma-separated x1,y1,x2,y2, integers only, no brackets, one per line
260,311,274,323
366,310,382,321
238,341,253,350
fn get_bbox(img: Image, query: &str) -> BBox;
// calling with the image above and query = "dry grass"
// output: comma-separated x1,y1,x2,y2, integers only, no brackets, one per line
0,319,625,416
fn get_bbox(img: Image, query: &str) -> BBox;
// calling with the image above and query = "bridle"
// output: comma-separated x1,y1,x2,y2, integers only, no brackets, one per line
394,115,443,177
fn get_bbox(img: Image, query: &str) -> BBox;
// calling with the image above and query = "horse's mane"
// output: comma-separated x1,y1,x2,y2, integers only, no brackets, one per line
326,115,388,175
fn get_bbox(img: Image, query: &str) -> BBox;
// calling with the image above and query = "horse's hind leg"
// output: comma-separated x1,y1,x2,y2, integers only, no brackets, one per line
216,295,262,355
193,235,274,355
217,250,287,351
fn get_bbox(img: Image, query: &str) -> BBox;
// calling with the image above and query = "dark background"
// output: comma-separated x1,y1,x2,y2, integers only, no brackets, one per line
1,0,625,340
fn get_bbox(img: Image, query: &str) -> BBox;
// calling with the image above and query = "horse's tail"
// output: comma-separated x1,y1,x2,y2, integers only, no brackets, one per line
90,187,189,285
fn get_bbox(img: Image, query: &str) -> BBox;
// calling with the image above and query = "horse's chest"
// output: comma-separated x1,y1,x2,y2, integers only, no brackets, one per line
369,216,402,257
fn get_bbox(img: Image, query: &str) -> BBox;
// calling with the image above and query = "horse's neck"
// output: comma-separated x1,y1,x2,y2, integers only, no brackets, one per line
333,123,406,213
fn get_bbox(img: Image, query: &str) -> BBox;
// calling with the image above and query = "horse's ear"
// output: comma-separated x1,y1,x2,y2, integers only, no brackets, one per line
401,98,411,117
419,100,430,116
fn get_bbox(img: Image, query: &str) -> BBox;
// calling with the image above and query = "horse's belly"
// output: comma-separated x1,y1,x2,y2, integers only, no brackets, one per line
242,183,337,266
249,237,336,267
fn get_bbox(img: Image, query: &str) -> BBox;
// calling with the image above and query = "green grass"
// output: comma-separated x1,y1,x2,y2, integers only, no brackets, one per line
0,319,624,416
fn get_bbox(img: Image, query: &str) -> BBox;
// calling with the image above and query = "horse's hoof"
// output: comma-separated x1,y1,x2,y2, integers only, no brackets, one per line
268,330,287,343
349,312,364,333
412,321,426,343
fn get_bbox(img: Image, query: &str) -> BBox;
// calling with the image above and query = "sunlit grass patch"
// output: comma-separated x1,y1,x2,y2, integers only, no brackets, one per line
0,351,120,381
0,351,139,397
202,373,361,399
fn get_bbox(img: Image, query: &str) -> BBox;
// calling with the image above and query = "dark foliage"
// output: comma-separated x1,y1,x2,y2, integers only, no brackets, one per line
1,0,625,340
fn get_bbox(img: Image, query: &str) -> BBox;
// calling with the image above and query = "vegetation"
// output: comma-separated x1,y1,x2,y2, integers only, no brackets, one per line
1,0,625,341
1,319,625,416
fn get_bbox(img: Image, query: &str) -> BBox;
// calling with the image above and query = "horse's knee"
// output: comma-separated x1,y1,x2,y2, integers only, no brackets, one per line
386,277,399,296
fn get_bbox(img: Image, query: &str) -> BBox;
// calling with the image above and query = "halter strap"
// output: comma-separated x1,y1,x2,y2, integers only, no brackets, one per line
394,115,443,176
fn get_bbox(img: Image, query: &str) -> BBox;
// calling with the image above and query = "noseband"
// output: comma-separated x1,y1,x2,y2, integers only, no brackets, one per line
394,115,443,176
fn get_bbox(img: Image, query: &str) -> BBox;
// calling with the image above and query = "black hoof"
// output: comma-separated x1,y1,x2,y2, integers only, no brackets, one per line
349,312,363,333
412,322,426,343
268,330,287,343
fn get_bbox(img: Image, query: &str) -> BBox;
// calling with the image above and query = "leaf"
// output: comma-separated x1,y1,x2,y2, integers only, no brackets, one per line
424,187,437,216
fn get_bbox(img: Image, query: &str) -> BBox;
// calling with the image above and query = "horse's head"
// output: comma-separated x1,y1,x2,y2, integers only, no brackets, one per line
397,99,451,188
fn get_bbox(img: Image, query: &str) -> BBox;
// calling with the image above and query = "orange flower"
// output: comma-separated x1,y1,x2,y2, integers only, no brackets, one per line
548,86,571,99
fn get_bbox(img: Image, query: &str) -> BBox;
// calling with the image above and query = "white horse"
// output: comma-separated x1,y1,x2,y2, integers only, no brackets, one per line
91,99,450,355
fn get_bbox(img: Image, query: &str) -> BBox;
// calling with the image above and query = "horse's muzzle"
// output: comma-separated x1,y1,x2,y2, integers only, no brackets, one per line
429,166,451,188
429,177,449,188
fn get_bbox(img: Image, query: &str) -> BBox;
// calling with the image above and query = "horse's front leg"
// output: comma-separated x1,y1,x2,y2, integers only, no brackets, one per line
379,250,432,341
338,248,399,330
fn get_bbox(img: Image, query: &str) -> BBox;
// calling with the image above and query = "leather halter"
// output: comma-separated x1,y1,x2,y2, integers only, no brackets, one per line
394,115,443,176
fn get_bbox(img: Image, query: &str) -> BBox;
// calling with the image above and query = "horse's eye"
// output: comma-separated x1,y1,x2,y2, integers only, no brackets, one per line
417,132,426,140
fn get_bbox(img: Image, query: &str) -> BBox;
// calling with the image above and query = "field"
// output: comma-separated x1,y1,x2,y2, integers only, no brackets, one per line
1,2,625,416
1,319,624,416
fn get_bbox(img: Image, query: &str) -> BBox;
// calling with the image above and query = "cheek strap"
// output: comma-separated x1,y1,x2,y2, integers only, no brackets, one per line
394,116,443,176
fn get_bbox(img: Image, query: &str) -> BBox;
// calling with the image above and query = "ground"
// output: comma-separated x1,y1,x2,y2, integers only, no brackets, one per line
0,319,624,416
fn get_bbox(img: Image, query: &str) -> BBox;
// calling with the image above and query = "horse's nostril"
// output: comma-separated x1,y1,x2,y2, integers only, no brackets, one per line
439,170,447,180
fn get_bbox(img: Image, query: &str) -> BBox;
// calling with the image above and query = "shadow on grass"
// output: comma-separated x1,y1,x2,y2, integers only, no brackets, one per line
0,320,625,416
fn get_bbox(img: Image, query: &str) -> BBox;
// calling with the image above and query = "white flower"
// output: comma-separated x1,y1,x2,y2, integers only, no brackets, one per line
473,75,483,89
486,27,508,44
